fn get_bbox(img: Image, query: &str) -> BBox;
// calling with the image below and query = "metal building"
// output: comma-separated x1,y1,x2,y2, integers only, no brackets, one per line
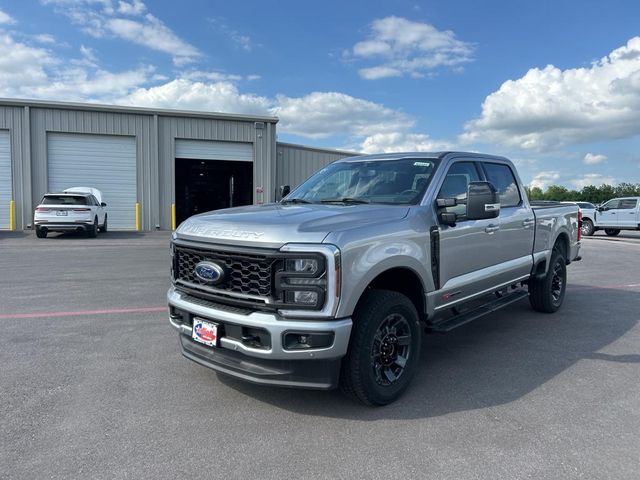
0,98,353,232
275,142,358,191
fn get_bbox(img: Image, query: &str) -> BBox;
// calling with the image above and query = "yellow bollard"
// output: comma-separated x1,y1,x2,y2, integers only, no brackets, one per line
171,203,176,231
135,202,140,231
9,200,15,231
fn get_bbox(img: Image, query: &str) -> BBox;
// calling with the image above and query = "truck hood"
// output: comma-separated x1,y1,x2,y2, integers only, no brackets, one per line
175,203,410,248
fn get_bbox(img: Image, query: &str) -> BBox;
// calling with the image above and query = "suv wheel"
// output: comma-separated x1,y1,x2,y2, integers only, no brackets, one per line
604,229,620,236
99,215,108,233
88,217,98,238
529,249,567,313
580,219,594,236
340,290,421,406
36,228,47,238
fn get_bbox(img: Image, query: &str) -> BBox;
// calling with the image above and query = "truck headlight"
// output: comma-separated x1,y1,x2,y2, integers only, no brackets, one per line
278,244,341,318
276,254,326,309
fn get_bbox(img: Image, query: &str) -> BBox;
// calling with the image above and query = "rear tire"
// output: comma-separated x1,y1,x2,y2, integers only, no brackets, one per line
88,217,98,238
36,228,47,238
604,229,620,236
99,215,108,233
529,249,567,313
340,290,421,406
581,219,594,236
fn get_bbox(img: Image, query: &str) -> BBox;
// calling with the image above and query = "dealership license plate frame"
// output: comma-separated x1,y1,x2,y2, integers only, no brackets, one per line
192,317,219,348
56,210,68,216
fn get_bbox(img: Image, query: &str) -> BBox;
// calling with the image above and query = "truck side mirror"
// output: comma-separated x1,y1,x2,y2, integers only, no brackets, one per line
279,185,291,198
466,181,500,220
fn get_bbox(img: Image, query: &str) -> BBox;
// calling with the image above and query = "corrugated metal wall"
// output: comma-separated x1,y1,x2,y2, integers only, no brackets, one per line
158,116,276,229
2,100,361,231
276,142,359,194
29,107,157,230
0,106,26,229
0,130,11,228
6,102,277,231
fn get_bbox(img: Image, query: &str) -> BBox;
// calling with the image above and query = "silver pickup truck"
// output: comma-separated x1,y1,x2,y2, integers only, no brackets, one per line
168,152,581,405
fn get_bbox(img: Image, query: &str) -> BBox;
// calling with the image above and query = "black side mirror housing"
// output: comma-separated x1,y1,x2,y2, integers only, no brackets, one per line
466,181,500,220
101,202,107,207
279,185,291,199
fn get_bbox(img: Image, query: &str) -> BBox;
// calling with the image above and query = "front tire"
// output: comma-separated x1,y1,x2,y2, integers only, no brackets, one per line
340,290,421,406
605,229,620,236
529,249,567,313
581,219,594,236
99,215,108,233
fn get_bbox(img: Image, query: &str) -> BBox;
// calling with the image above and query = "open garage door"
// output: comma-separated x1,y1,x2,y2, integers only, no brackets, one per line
174,140,253,226
0,131,11,229
48,133,137,230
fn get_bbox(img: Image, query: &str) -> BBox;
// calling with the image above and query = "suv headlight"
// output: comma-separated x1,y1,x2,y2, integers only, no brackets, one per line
277,244,341,318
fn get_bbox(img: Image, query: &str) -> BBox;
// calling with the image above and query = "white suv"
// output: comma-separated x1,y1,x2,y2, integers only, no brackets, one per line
34,187,108,238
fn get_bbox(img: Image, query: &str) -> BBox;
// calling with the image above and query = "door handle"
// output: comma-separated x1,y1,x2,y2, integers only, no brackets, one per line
523,218,535,228
485,224,500,234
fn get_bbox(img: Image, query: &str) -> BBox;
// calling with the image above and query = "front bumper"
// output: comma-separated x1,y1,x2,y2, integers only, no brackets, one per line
167,286,352,389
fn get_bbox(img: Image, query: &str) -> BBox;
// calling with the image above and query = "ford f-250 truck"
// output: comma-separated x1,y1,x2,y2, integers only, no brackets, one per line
169,152,581,405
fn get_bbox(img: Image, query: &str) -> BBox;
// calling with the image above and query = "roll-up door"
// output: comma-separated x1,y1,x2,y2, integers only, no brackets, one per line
175,139,253,162
47,133,137,229
0,131,11,229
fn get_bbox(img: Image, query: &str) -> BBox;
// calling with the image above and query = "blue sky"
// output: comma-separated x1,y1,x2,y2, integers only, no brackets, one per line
1,0,640,188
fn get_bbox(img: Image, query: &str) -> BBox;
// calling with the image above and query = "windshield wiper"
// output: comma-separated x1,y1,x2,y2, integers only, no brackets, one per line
280,198,313,204
320,197,370,204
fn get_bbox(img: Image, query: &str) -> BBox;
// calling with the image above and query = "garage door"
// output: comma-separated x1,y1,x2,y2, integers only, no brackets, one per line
175,139,253,162
48,133,137,230
0,131,11,229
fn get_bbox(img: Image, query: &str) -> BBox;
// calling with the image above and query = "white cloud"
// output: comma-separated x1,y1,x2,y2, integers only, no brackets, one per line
105,14,200,65
0,8,16,24
42,0,200,65
462,37,640,151
0,30,152,101
349,16,474,79
529,171,560,189
117,0,145,15
570,174,616,189
583,153,607,165
119,79,271,114
359,132,452,154
273,91,414,139
208,18,255,52
32,33,57,44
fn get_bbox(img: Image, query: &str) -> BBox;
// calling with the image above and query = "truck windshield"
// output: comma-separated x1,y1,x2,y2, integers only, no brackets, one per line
284,158,439,205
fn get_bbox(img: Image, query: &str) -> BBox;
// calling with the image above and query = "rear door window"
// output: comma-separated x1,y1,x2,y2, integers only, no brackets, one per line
619,199,638,209
483,163,521,208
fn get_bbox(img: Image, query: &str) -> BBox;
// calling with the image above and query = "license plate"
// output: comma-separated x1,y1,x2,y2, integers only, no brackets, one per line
56,210,68,216
192,318,218,347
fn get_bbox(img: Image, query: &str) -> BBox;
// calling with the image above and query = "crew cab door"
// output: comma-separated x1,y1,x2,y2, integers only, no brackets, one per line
481,162,535,281
434,161,499,309
617,198,639,228
596,199,620,227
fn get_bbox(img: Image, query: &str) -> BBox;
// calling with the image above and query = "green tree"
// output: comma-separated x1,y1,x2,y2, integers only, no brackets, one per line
545,185,569,201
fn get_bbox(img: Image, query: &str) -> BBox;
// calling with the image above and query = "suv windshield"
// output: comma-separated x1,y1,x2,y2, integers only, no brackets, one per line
42,195,88,206
284,158,439,205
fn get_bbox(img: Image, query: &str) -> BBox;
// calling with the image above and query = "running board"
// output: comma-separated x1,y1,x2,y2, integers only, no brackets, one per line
430,290,529,333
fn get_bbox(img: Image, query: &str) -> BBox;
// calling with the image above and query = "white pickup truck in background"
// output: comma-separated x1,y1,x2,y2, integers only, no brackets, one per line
592,197,640,236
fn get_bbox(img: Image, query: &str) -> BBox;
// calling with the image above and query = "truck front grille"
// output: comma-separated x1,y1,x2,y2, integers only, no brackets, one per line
174,244,278,299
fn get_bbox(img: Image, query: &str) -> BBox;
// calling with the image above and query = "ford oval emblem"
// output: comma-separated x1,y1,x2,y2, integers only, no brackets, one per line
194,261,225,284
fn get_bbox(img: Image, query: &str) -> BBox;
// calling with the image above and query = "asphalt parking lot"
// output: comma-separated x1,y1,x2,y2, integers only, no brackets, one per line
1,230,639,480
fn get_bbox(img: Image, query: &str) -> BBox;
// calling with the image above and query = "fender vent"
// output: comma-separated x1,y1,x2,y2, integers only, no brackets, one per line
430,226,440,290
